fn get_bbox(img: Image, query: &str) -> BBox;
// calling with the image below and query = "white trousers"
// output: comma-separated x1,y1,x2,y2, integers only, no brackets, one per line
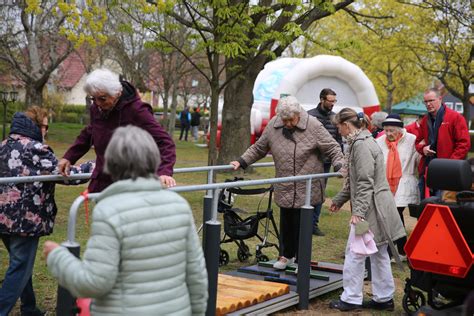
340,239,395,305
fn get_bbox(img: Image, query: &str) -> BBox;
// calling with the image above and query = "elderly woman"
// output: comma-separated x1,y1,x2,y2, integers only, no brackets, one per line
231,96,343,270
376,114,420,262
329,108,405,312
0,106,93,316
44,125,208,315
58,68,177,192
370,111,388,138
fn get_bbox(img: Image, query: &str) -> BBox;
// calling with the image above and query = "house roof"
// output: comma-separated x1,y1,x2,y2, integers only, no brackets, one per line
55,50,87,90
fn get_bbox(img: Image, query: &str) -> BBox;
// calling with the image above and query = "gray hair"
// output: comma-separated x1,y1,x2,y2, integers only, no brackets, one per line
104,125,161,182
370,111,388,129
84,68,123,96
276,96,303,120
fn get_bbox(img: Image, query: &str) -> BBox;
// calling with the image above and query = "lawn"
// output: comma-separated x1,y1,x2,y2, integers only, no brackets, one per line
1,122,412,315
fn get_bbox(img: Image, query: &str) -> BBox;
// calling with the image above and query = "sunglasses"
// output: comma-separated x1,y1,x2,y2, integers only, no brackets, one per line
90,95,108,102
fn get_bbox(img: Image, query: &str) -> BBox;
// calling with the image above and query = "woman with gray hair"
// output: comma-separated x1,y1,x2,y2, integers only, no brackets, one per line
58,68,177,193
230,96,343,270
43,125,208,315
370,111,388,138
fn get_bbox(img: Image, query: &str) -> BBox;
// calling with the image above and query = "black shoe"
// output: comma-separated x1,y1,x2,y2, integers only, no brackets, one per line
362,299,394,311
312,226,325,236
329,299,362,311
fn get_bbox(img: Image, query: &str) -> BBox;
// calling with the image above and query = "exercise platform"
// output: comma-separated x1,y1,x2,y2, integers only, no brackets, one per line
217,261,344,315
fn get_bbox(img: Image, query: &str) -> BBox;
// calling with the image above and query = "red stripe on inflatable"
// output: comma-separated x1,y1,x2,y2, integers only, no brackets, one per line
270,99,279,119
363,105,380,117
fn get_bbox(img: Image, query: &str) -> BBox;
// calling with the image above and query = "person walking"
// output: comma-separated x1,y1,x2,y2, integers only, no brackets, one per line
191,107,202,142
307,88,343,236
179,106,191,141
58,68,176,192
231,96,343,270
376,114,420,262
44,126,208,315
329,108,405,312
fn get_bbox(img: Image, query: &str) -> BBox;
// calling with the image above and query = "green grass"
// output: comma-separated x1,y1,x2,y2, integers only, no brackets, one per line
1,123,411,315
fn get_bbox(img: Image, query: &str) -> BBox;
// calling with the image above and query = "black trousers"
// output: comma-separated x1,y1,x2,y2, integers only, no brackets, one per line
279,207,301,259
388,206,408,256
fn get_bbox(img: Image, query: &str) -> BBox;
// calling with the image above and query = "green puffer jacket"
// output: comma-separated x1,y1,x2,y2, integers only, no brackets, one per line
47,178,208,315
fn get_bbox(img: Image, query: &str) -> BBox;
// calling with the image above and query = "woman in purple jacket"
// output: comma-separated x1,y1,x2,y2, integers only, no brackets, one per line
58,68,177,192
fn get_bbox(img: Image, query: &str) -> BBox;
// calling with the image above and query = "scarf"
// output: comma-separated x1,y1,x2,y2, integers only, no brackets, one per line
341,129,362,193
385,135,402,194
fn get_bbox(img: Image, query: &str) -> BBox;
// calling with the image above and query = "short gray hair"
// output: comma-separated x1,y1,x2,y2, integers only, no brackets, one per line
104,125,161,182
370,111,388,129
84,68,123,96
276,96,303,120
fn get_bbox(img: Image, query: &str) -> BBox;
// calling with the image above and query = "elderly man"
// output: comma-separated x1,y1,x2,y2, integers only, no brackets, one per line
307,88,343,236
231,96,343,270
415,88,470,198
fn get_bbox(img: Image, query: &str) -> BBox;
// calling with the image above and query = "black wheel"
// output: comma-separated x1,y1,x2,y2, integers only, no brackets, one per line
237,248,249,262
219,249,229,266
257,254,269,262
402,289,426,315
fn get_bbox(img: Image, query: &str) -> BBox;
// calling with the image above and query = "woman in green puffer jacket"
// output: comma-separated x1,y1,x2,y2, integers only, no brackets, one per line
44,125,208,315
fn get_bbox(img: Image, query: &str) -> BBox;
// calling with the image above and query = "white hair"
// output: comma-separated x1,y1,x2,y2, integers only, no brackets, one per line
276,96,303,120
370,111,388,129
104,125,161,182
84,68,123,96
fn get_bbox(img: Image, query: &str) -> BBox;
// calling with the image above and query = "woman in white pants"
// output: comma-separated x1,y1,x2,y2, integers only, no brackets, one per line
329,108,405,312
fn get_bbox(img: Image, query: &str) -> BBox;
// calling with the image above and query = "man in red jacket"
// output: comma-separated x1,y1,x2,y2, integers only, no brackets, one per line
415,88,470,198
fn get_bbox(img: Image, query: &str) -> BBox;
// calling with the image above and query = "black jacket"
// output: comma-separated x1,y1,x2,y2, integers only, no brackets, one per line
307,104,343,161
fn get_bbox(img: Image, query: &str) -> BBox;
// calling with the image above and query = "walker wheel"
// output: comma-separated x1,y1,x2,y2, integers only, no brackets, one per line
219,249,229,266
237,248,249,262
402,289,426,315
257,254,269,262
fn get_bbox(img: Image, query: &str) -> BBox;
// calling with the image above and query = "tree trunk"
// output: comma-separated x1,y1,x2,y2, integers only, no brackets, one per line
218,59,264,165
25,83,43,107
169,85,178,136
208,79,220,167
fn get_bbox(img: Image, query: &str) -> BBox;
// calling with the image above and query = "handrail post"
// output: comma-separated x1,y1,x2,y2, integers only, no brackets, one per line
203,189,221,316
297,179,313,310
201,169,214,239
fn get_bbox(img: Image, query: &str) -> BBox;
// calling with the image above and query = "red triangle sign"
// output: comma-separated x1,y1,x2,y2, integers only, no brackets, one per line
405,204,473,278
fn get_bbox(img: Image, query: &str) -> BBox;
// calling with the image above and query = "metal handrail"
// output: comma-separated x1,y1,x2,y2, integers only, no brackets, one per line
0,162,275,184
65,172,341,243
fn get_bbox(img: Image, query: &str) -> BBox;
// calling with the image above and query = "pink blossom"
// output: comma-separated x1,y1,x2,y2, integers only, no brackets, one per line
7,189,21,203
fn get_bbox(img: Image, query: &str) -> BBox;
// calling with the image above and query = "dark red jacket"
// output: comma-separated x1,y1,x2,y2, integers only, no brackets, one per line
63,81,176,192
415,105,470,174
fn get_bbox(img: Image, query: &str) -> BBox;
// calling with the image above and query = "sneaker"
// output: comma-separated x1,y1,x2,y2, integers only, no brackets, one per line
390,254,407,263
362,299,394,311
273,256,295,270
329,299,362,311
312,226,325,236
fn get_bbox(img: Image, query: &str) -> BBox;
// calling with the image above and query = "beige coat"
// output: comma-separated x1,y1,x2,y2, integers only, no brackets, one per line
332,130,406,245
239,111,343,208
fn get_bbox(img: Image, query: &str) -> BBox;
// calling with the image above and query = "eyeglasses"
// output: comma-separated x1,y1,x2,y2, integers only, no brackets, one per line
423,99,437,105
90,95,108,102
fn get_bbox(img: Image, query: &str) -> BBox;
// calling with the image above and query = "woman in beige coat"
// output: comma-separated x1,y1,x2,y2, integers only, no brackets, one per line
329,108,405,312
231,96,343,270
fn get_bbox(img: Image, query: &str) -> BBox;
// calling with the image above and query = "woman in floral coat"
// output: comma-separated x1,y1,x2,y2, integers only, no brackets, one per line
0,106,94,315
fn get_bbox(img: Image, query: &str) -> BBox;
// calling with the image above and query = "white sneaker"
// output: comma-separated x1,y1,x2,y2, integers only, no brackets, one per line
390,254,407,263
273,256,295,270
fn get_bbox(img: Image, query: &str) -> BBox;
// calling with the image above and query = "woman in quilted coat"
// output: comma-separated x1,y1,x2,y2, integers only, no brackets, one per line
44,125,208,315
0,106,94,315
230,96,343,271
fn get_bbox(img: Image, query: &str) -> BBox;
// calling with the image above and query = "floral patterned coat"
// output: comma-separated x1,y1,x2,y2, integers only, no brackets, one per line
0,112,94,237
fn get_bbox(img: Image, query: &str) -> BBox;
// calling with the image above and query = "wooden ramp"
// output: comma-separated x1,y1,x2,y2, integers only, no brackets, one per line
216,274,290,315
216,261,345,315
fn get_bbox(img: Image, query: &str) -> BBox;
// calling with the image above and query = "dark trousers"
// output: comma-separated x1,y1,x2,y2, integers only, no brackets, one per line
0,235,40,316
179,123,190,141
312,162,331,227
279,207,301,259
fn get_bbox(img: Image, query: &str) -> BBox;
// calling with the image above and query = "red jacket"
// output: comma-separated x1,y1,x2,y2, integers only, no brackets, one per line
415,105,470,174
405,121,421,139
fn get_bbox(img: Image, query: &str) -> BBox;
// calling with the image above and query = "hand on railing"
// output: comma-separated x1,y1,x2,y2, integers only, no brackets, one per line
58,158,71,176
230,161,240,170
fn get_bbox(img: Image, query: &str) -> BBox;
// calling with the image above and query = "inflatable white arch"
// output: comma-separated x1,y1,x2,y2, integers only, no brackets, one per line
251,55,380,137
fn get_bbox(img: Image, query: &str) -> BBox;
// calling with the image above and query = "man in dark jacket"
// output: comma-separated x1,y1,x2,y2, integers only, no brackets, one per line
190,107,202,142
58,68,176,192
307,88,343,236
